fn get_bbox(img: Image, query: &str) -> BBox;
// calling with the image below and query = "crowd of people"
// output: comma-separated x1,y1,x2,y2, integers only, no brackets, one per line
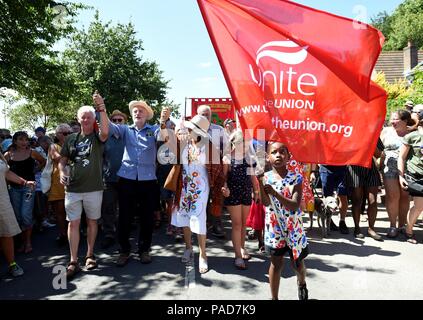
1,95,423,301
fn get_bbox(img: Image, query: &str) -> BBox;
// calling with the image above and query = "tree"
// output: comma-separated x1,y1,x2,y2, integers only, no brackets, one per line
62,12,170,123
374,67,423,119
370,11,393,42
372,0,423,50
0,0,84,98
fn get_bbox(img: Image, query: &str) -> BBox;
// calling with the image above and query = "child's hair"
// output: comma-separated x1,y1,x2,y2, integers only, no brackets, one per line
266,141,288,153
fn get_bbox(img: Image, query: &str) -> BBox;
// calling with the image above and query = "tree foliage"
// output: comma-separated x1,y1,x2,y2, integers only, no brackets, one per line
0,0,84,98
62,12,171,123
374,66,423,118
372,0,423,50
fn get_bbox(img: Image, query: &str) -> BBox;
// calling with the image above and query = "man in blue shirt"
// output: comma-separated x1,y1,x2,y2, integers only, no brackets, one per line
106,100,168,266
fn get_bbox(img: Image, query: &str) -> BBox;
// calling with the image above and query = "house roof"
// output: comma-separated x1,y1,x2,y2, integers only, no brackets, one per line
374,50,423,83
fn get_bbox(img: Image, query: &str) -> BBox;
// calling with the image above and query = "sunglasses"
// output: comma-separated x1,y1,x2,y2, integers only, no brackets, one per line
112,118,124,123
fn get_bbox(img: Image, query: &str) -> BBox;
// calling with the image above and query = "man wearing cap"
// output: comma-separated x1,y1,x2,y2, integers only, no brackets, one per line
103,98,168,266
100,110,127,249
404,100,414,113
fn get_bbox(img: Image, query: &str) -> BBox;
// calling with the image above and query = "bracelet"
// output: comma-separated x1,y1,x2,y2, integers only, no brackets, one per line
22,180,27,186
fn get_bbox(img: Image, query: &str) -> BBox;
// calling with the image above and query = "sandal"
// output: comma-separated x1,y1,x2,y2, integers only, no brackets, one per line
241,249,251,261
234,258,247,270
199,257,208,274
66,261,81,279
405,233,418,244
386,227,398,239
85,255,98,270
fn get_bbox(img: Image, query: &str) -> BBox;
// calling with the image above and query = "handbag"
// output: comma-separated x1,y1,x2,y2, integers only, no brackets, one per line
163,164,181,192
40,154,54,194
246,201,265,231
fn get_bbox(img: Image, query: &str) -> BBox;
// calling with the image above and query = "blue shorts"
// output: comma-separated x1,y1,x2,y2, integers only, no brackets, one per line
9,186,35,230
319,166,348,197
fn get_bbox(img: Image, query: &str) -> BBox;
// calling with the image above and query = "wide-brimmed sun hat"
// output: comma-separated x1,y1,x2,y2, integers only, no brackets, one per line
405,100,414,108
110,109,128,121
128,100,154,120
184,115,210,139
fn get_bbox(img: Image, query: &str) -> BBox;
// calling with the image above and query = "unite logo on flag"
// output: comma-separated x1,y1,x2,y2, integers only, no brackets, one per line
249,40,318,111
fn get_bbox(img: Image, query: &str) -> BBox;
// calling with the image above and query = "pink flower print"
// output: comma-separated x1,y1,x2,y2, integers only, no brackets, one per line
292,248,298,260
278,240,286,249
270,213,278,228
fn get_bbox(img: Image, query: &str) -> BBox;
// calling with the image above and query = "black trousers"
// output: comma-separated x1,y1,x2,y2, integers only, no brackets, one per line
118,178,157,254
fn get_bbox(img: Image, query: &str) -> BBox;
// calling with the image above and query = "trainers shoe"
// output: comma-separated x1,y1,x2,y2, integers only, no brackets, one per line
330,219,339,231
210,224,225,238
116,253,130,267
41,219,56,228
298,284,308,301
140,252,152,264
354,227,365,239
339,220,349,234
181,248,194,263
8,262,24,277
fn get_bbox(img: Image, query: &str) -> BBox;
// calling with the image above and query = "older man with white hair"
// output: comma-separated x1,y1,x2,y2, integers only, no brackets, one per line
59,95,109,280
196,104,228,238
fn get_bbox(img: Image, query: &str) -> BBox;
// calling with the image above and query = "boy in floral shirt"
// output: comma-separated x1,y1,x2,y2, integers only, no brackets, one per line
259,142,309,300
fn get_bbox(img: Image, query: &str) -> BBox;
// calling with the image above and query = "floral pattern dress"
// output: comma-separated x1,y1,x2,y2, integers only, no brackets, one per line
171,143,209,235
287,157,314,213
263,169,308,260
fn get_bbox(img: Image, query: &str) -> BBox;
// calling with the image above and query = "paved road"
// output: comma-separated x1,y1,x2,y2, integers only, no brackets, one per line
1,198,423,300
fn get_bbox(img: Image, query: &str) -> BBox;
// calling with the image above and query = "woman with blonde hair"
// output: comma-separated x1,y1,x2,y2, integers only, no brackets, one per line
222,130,259,270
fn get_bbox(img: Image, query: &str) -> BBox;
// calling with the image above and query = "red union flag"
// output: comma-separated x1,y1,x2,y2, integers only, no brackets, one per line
197,0,387,167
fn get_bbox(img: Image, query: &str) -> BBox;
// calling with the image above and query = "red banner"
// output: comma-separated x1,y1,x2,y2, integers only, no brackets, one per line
190,98,235,126
197,0,387,167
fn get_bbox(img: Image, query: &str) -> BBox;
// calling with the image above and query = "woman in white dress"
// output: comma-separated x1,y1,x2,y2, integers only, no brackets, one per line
0,153,35,277
171,115,226,274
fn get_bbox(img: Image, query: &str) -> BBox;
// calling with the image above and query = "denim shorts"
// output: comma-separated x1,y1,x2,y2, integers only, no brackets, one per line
383,157,399,180
9,186,35,230
319,166,348,197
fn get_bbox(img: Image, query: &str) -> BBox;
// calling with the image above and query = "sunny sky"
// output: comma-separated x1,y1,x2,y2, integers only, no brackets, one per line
1,0,405,128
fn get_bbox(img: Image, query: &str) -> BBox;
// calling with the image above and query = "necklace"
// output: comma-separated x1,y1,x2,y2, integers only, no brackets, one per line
188,143,200,164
